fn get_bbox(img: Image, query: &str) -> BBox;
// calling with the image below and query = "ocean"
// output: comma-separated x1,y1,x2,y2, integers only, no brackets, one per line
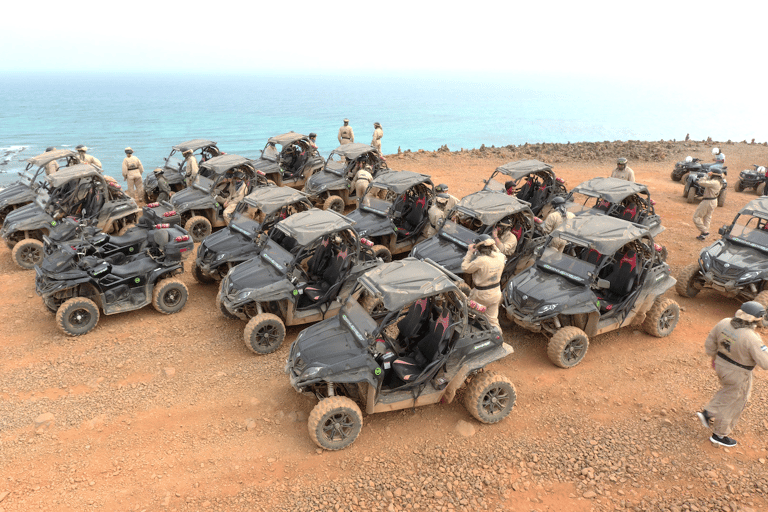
0,71,762,188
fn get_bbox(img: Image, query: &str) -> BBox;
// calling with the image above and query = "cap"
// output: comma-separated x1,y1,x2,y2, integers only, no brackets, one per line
343,118,349,123
76,145,88,152
46,146,55,152
182,148,192,156
374,122,381,127
474,234,495,247
125,147,133,153
153,167,164,175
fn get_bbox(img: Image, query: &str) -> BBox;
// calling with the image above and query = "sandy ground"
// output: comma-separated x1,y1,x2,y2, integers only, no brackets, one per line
1,141,768,512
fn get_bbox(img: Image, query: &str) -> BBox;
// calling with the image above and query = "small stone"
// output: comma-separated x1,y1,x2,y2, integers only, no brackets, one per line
245,419,256,431
455,420,476,437
34,413,54,430
163,367,176,377
583,490,596,498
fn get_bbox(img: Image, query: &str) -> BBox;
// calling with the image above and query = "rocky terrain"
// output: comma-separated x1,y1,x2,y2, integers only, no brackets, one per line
1,140,767,512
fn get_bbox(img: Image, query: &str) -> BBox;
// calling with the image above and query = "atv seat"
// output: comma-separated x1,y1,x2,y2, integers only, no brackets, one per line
110,255,160,278
301,244,351,306
392,308,452,383
107,228,149,247
510,225,523,241
582,248,603,265
594,199,612,212
516,178,535,202
396,297,431,348
620,203,639,222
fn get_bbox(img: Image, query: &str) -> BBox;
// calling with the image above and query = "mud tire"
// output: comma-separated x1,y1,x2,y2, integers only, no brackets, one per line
735,180,745,192
56,297,99,336
185,215,212,243
642,297,680,338
152,278,188,314
676,263,703,298
323,195,345,213
547,326,589,368
244,313,286,355
11,238,44,270
687,187,696,203
758,182,767,196
371,244,392,262
308,396,363,451
192,263,216,284
463,370,516,424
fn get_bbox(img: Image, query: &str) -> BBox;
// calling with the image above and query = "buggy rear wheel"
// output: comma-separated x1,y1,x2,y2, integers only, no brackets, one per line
642,297,680,338
185,215,212,242
547,326,589,368
152,278,188,314
56,297,100,336
308,396,363,451
734,180,745,192
463,370,516,424
676,263,703,298
686,187,696,204
323,195,345,213
244,313,286,355
11,238,44,270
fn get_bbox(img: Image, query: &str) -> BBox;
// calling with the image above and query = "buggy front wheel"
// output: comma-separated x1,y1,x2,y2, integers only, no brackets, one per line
308,396,363,451
464,370,516,424
185,215,212,242
56,297,100,336
323,195,345,213
244,313,286,355
152,278,189,314
547,326,589,368
676,263,703,298
642,297,680,338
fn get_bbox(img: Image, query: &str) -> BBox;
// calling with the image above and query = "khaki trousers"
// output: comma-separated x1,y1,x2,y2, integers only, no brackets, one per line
125,171,143,200
706,359,753,436
469,287,502,331
693,199,717,234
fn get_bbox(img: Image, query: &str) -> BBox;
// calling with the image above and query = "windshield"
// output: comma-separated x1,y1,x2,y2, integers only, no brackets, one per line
537,247,595,285
261,144,279,162
361,196,392,216
728,215,768,254
260,240,294,274
439,220,480,248
165,155,183,171
324,151,348,176
340,296,378,343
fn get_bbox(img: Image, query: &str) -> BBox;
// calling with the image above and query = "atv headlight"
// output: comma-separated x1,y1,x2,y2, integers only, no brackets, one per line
739,271,760,282
236,290,251,301
699,252,712,271
215,253,226,261
536,304,559,316
301,366,324,379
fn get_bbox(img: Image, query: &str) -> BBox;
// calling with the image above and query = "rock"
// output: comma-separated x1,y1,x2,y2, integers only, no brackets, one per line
583,490,596,498
0,491,8,502
163,367,176,377
245,419,256,431
455,420,476,437
34,413,54,430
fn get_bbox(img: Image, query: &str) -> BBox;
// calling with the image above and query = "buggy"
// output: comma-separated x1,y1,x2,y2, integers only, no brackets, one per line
683,169,728,207
671,156,726,182
482,159,567,216
143,139,221,202
285,258,516,451
252,132,324,189
303,143,389,212
734,165,767,195
503,212,679,368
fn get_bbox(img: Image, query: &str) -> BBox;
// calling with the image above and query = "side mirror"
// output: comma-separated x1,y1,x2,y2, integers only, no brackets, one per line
597,278,610,289
718,225,729,236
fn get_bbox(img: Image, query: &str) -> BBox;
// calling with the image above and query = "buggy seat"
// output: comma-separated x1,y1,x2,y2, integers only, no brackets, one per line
596,251,639,312
392,308,453,383
395,194,427,239
395,297,431,349
301,244,351,306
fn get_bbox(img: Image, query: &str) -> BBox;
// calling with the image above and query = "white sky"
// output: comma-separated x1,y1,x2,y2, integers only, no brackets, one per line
2,1,764,78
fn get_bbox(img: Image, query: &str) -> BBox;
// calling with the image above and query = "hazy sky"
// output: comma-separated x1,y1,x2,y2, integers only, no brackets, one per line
2,1,760,78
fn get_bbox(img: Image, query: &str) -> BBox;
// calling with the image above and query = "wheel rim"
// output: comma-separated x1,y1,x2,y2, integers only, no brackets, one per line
481,385,511,416
331,200,343,213
69,308,92,328
321,411,355,442
658,307,676,333
563,338,586,363
20,245,42,264
253,324,279,349
192,222,208,239
163,288,182,307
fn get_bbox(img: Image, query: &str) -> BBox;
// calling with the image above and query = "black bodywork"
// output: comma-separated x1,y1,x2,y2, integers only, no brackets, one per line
735,165,767,194
683,169,728,205
143,139,220,201
671,156,727,182
252,132,324,188
482,159,567,216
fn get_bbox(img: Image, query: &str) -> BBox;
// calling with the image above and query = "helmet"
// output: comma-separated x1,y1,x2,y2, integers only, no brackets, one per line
374,122,381,128
309,133,317,138
125,147,133,154
181,148,192,157
435,193,449,205
617,157,628,165
758,166,766,174
712,147,720,155
736,301,766,323
551,196,566,206
76,145,88,152
474,234,494,247
46,146,55,152
153,167,164,175
435,184,449,193
685,156,693,163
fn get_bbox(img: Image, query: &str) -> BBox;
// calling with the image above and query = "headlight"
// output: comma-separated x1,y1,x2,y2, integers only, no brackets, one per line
739,271,760,282
215,253,226,261
699,252,712,271
236,290,250,301
301,366,323,379
536,304,558,316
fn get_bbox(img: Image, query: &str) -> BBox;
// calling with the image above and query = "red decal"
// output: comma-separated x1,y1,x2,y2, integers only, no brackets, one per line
620,253,637,271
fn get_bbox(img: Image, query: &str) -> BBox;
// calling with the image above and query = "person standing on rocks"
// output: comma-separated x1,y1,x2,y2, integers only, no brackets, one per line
461,234,505,332
122,147,144,201
371,122,383,154
611,157,635,182
338,119,354,145
693,168,723,241
697,301,768,447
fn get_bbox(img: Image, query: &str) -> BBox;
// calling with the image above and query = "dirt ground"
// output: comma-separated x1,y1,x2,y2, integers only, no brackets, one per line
1,141,768,512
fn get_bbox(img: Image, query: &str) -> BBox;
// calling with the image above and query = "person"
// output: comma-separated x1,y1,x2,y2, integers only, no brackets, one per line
461,234,506,331
540,196,574,251
308,133,318,150
425,193,450,237
492,222,517,257
44,147,59,175
435,184,458,210
121,147,144,201
352,164,374,202
371,122,383,154
154,168,172,203
76,145,102,170
611,157,635,182
696,301,768,447
183,148,199,186
712,147,725,165
338,118,354,145
693,168,723,241
222,171,247,224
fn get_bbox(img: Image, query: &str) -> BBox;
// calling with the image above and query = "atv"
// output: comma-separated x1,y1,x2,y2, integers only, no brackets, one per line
0,149,80,225
671,156,727,183
193,186,313,284
410,189,543,287
35,225,194,336
302,143,389,212
1,165,140,269
503,211,679,368
683,169,728,207
677,197,768,305
168,154,272,242
345,170,435,261
286,257,516,451
252,132,324,189
482,159,567,216
217,208,381,355
143,139,221,202
734,165,767,195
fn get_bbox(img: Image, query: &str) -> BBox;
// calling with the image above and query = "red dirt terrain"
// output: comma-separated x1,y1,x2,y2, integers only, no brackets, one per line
1,141,767,512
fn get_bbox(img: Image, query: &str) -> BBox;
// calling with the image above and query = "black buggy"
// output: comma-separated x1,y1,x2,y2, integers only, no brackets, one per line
683,169,728,207
143,139,221,202
734,165,767,195
482,159,567,216
410,189,543,287
677,197,768,305
192,186,313,284
671,156,726,183
302,143,390,212
217,209,381,355
286,258,516,451
503,212,680,368
252,132,325,189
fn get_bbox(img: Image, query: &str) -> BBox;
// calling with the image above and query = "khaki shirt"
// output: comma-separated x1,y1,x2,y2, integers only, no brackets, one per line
80,153,102,169
705,318,768,370
225,181,247,207
542,209,574,235
372,127,383,146
44,160,59,176
699,178,722,199
461,249,506,288
122,155,144,177
338,126,354,144
445,194,459,211
185,156,199,182
494,230,517,257
611,166,635,182
426,204,446,237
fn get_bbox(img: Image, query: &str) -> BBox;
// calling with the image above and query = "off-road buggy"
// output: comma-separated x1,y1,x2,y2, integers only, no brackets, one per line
683,169,728,206
503,212,679,368
252,132,324,189
345,171,435,261
302,143,389,212
735,165,767,195
285,257,516,451
167,154,272,242
35,225,194,336
218,209,382,355
192,186,313,284
671,156,727,182
410,190,542,287
677,197,768,304
143,139,221,202
482,159,567,216
0,149,80,225
2,165,140,269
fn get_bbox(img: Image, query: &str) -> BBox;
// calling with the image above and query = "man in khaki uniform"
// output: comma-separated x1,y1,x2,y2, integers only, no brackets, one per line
76,145,102,169
697,301,768,447
222,172,247,224
541,196,574,251
352,164,374,203
492,223,517,257
371,122,383,153
153,168,173,203
425,193,450,237
44,147,59,175
611,157,635,182
435,184,458,211
461,234,506,331
338,119,354,145
121,147,144,201
183,149,199,186
693,168,723,241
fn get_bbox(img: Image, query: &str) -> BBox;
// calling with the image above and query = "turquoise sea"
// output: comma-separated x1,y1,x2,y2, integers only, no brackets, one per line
0,72,762,187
